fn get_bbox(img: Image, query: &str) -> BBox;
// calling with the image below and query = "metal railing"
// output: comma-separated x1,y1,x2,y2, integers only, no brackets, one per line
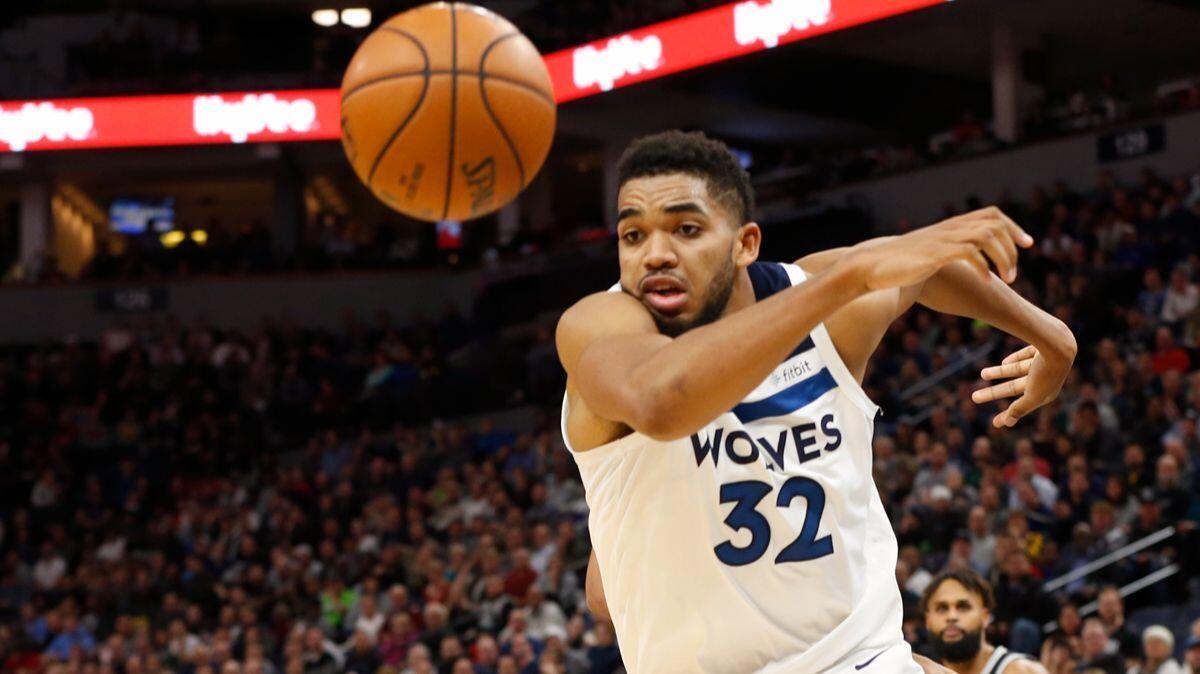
1039,526,1179,633
1042,526,1176,593
895,338,999,425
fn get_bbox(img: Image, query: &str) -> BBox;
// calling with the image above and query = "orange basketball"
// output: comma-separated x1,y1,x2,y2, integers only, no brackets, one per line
339,2,556,222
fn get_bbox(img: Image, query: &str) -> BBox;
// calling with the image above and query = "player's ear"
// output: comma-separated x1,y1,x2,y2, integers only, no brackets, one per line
734,221,761,266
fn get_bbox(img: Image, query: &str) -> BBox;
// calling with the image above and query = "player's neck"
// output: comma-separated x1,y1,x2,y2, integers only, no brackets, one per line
722,268,758,316
946,644,994,674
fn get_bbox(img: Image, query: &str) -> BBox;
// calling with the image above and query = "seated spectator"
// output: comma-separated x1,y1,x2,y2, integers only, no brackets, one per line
1162,268,1200,327
1096,587,1140,657
1079,617,1125,674
1184,634,1200,674
1152,327,1191,374
43,613,96,662
1136,625,1184,674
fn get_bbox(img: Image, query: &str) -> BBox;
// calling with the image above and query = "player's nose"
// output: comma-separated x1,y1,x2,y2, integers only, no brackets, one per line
642,231,678,269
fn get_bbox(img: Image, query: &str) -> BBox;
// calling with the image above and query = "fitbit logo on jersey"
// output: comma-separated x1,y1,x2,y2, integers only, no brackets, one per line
0,102,94,151
193,94,317,143
734,0,831,49
691,415,842,470
572,35,663,92
773,360,813,385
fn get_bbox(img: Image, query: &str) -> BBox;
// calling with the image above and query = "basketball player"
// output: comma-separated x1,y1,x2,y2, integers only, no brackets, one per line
922,570,1048,674
557,131,1076,673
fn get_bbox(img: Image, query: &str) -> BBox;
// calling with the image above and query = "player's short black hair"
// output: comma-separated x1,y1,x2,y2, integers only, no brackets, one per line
617,130,755,225
921,569,996,615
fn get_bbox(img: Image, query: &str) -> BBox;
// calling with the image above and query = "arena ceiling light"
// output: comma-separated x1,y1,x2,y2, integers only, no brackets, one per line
340,8,371,28
311,9,339,27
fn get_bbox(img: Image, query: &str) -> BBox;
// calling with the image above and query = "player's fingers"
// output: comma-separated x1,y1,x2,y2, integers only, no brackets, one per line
995,220,1019,272
994,392,1037,428
978,230,1017,283
981,358,1033,381
972,376,1027,403
997,210,1034,248
955,244,991,281
1002,345,1038,364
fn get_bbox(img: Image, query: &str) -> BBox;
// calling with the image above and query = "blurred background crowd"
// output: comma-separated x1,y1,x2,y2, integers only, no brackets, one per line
1,162,1199,674
2,0,1200,673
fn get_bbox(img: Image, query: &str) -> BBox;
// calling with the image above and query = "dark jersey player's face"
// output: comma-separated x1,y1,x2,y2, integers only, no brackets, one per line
615,173,753,336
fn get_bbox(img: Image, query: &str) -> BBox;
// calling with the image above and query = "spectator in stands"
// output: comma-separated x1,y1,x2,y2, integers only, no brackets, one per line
1152,327,1191,374
1184,635,1200,674
1039,635,1076,674
43,613,96,662
1137,269,1167,321
1095,587,1140,656
1136,625,1184,674
4,162,1200,674
1079,617,1124,674
1162,268,1200,331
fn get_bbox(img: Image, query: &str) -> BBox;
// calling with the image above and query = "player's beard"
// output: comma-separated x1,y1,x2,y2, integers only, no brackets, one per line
930,628,984,664
650,253,736,337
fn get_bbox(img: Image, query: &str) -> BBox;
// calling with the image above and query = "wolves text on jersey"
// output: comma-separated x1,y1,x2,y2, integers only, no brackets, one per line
690,414,842,472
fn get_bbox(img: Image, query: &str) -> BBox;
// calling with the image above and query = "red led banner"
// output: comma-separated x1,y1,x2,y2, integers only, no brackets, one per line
545,0,948,103
0,90,341,153
0,0,946,153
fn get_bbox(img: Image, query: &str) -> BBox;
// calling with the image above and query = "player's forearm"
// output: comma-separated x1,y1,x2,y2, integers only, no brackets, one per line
629,259,867,440
917,260,1076,360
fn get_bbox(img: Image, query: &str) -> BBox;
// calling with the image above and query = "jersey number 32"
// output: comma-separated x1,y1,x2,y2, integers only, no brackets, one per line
714,477,833,566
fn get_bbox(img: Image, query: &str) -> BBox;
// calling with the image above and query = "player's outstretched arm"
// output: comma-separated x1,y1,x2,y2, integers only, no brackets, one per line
912,209,1077,428
800,206,1075,428
558,207,1033,441
557,265,865,441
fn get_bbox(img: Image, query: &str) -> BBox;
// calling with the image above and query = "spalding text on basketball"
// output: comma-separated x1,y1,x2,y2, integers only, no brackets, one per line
572,35,663,92
462,157,496,215
734,0,831,49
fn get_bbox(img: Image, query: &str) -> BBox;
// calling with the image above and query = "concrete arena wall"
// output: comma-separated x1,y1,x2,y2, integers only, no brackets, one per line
0,270,481,344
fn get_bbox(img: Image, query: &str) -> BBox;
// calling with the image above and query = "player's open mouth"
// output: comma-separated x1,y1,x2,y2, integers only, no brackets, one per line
641,276,688,314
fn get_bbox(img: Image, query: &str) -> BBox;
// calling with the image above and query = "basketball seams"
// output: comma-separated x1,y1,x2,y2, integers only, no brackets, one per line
482,72,554,106
441,2,459,220
343,70,553,106
342,71,427,104
344,3,556,220
479,33,526,188
362,26,431,186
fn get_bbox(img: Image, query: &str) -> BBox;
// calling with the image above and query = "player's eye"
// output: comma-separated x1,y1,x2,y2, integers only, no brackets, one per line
678,223,701,237
621,230,642,244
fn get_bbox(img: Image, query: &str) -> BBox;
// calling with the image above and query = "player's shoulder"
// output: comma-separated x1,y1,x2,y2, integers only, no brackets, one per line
1004,656,1049,674
555,291,656,369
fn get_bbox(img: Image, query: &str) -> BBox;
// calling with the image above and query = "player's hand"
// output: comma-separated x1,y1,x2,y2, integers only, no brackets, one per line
847,207,1033,291
972,343,1074,428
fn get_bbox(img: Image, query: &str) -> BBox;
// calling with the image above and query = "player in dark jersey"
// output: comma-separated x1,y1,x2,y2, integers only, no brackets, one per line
922,570,1049,674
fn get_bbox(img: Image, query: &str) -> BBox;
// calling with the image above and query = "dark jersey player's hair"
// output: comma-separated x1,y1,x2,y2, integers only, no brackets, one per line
921,568,996,615
617,130,755,226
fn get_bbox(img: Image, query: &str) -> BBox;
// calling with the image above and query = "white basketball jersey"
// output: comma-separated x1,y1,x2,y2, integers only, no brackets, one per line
981,646,1029,674
563,262,911,673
